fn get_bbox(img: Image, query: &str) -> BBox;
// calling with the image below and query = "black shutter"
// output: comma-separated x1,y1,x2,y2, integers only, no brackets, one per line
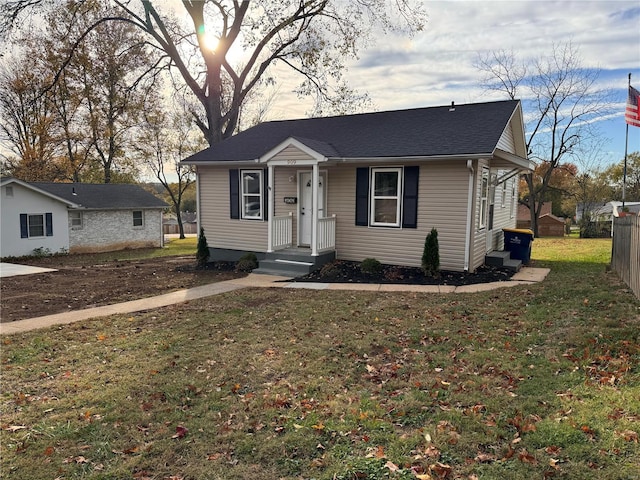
263,168,268,221
45,213,53,236
229,169,239,219
20,213,28,238
402,166,419,229
355,167,369,226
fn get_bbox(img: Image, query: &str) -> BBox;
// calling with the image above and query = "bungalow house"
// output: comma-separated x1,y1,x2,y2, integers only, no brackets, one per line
182,100,533,275
1,178,167,258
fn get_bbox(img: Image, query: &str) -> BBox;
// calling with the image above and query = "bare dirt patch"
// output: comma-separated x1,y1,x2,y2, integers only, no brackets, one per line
1,256,243,322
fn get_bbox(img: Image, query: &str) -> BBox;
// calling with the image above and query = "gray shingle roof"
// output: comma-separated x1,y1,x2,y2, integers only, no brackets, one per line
31,182,168,210
183,100,520,163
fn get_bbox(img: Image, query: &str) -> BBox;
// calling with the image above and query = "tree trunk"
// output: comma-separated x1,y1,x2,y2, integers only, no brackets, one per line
176,210,185,240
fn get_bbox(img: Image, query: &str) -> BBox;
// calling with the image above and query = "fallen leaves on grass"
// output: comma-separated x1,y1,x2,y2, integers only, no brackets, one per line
172,425,188,439
617,429,639,442
3,425,27,432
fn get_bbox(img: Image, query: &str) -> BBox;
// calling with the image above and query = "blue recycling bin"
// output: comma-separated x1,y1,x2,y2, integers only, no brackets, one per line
502,228,534,264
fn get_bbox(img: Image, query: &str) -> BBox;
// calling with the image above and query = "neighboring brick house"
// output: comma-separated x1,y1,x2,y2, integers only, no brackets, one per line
517,202,565,237
1,178,167,257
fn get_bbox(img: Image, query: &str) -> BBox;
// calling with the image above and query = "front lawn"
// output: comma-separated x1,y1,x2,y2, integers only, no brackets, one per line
1,237,638,479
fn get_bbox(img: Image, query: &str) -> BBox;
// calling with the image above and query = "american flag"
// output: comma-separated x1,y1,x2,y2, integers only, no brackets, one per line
625,85,640,127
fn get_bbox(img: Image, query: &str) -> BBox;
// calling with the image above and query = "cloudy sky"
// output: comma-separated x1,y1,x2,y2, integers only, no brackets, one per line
268,0,640,170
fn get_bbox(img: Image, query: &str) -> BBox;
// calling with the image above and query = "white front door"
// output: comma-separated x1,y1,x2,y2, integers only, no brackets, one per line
299,171,325,246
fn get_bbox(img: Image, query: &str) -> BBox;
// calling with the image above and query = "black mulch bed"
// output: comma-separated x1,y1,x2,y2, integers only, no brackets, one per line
293,260,514,286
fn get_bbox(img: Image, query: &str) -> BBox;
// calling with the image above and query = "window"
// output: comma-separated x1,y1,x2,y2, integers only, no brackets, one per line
479,168,489,229
20,213,53,238
5,186,13,197
510,182,517,218
371,168,402,227
70,211,83,229
229,169,268,220
241,170,263,220
28,214,44,237
133,210,143,227
355,166,419,229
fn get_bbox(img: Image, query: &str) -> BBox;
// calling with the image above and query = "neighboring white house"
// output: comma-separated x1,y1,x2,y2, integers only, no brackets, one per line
576,201,640,222
1,178,168,258
576,200,640,236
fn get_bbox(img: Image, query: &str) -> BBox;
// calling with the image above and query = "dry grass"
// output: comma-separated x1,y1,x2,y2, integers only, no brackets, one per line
1,238,639,479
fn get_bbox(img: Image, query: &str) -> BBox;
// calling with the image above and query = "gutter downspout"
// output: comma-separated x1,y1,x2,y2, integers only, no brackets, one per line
195,168,201,236
464,160,474,272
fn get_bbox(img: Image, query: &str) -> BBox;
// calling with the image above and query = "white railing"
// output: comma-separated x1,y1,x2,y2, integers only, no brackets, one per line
317,215,336,252
271,212,293,250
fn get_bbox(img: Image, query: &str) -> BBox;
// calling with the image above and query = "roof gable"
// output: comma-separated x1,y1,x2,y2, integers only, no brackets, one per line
1,177,80,207
184,100,524,163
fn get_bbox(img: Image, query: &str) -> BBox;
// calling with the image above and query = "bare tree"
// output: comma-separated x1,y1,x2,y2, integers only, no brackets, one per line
137,100,205,238
1,0,426,147
476,43,614,236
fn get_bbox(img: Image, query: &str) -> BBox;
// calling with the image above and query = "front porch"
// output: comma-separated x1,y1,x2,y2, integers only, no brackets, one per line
261,152,337,277
268,212,337,254
257,210,337,277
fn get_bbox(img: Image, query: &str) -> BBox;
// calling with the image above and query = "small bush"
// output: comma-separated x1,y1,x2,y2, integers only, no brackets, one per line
236,253,258,272
318,261,341,279
360,258,382,275
31,247,53,258
196,228,210,267
422,227,440,275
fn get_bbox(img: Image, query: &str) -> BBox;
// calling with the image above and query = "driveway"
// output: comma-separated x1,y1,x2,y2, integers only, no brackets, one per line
0,262,58,278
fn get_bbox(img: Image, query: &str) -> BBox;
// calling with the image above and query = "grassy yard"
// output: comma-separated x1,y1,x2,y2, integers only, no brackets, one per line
1,238,638,479
43,236,199,265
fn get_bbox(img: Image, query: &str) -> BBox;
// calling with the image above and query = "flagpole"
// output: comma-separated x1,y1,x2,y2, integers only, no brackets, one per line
623,73,630,209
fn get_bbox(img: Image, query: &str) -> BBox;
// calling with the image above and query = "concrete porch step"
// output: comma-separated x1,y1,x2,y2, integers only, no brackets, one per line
254,249,335,277
485,250,522,272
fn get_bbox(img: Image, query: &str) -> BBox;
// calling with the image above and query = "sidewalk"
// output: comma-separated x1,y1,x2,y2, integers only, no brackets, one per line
0,267,549,335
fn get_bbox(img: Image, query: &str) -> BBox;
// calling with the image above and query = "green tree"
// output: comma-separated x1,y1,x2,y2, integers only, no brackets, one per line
422,228,439,275
196,227,210,268
603,152,640,202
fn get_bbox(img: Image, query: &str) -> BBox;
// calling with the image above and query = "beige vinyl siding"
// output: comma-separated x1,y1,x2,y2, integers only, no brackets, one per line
492,175,518,249
198,166,268,252
496,121,516,152
470,159,490,270
328,161,470,271
271,145,315,162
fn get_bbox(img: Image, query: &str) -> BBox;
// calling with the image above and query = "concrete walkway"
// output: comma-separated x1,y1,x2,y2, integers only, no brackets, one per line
0,262,58,278
0,267,549,335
